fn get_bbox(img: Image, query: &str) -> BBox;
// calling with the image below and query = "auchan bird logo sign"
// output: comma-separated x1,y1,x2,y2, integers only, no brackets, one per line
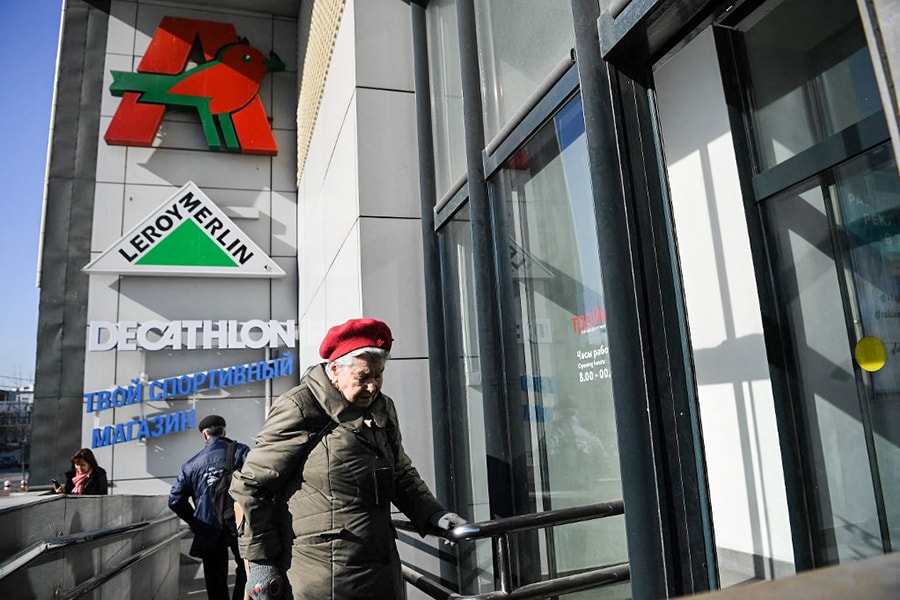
83,182,285,278
104,17,284,155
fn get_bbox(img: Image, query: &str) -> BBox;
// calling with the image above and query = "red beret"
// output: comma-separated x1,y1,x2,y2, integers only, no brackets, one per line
319,318,393,361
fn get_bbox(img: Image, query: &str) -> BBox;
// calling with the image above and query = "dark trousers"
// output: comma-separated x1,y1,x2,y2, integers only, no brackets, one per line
201,535,246,600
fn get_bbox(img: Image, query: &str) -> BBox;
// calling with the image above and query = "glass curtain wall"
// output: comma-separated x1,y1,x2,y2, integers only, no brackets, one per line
431,1,627,595
488,94,629,598
427,0,466,198
728,0,900,566
473,0,575,140
439,204,499,594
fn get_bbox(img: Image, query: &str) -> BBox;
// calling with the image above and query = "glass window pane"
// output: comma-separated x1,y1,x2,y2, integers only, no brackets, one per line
427,0,467,198
474,0,575,141
490,94,629,598
440,204,497,595
740,0,882,170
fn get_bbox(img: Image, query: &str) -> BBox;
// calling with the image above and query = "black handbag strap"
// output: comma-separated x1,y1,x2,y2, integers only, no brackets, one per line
224,439,236,472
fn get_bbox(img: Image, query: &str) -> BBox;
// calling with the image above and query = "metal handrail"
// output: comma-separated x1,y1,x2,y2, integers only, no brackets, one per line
59,527,189,599
402,563,631,600
0,513,181,580
393,499,629,599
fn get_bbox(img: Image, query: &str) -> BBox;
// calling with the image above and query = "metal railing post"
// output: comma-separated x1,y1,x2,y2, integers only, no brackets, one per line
494,532,513,594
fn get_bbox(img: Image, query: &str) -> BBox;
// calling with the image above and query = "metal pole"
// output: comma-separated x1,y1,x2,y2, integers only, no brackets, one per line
569,0,670,597
454,0,500,399
494,533,513,594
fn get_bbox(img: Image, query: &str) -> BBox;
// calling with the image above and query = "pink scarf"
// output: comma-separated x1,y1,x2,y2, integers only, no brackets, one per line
72,470,91,495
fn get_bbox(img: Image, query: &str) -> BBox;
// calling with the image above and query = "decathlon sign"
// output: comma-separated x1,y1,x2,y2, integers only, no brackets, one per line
84,182,284,277
88,319,296,351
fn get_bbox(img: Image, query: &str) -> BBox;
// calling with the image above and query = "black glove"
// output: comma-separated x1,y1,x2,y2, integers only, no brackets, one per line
246,560,284,599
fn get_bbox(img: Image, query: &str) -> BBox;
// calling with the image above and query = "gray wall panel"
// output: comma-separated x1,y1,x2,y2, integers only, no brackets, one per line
33,0,110,486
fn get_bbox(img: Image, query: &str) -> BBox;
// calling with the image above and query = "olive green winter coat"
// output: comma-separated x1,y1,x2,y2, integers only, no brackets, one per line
230,363,446,600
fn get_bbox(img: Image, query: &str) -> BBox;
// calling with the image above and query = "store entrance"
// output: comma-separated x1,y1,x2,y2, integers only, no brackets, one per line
720,0,900,567
761,143,900,563
655,0,900,579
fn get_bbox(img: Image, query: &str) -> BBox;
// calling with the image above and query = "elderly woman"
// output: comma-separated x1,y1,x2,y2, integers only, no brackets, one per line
231,318,465,600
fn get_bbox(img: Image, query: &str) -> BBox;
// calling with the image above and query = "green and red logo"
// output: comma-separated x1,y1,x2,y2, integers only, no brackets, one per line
105,17,284,155
83,181,285,278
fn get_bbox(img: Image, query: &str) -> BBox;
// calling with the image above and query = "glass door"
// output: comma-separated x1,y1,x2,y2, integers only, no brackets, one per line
761,143,900,564
721,0,900,567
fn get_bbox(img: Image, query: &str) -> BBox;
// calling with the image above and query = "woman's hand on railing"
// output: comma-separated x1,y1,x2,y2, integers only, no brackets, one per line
436,512,467,531
433,511,468,545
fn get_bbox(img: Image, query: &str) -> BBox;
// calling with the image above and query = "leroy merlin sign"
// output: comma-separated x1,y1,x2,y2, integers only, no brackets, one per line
84,182,284,277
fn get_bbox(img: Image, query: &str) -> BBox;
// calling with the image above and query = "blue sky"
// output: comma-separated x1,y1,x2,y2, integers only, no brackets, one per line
0,1,63,388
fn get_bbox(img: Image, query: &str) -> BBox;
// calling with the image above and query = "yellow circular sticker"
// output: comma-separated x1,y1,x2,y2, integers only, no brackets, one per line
855,336,887,372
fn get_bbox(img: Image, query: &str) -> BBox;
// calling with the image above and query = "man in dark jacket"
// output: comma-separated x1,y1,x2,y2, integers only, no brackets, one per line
170,414,251,600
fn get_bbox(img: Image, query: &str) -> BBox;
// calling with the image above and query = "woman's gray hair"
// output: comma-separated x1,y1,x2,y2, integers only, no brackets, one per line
330,346,389,367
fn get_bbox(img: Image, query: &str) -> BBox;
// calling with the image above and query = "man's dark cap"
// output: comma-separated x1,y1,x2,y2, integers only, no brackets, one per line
198,414,226,431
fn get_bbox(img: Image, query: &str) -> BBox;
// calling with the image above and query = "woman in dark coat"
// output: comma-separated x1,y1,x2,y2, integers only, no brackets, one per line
231,318,466,600
55,448,109,495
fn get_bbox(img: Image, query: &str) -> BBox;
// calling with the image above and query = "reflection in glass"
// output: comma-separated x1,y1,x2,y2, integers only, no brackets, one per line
427,0,466,198
489,94,629,598
740,0,881,171
440,204,498,594
763,142,900,564
473,0,575,140
832,144,900,552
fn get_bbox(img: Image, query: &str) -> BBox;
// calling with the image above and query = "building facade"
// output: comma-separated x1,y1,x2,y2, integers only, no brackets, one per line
0,387,32,469
32,0,900,598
